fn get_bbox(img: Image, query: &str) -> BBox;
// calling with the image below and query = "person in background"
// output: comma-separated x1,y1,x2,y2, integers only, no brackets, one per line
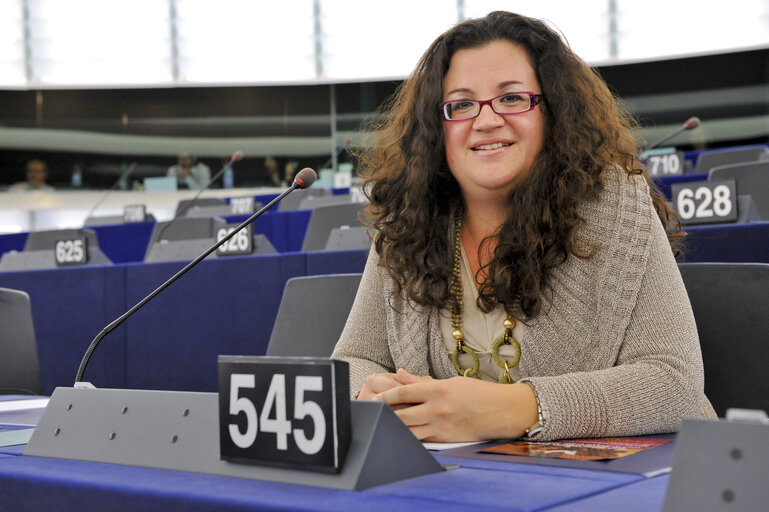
283,160,298,186
167,152,211,190
331,11,715,442
10,159,55,191
265,155,281,186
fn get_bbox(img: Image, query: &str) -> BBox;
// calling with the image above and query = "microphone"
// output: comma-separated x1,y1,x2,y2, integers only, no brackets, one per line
644,117,701,152
74,168,317,384
82,162,138,223
154,151,244,242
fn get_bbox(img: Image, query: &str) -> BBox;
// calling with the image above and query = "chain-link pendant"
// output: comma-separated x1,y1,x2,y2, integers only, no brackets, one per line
491,328,520,384
451,344,480,378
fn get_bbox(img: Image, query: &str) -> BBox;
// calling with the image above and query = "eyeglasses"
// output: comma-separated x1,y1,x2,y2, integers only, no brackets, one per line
440,92,544,121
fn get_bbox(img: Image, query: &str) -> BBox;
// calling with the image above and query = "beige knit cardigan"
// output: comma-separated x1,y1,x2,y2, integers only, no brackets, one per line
332,167,716,441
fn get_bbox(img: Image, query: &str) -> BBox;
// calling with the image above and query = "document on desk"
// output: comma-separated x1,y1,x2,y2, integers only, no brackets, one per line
0,399,49,412
0,428,35,447
423,441,486,451
481,436,673,461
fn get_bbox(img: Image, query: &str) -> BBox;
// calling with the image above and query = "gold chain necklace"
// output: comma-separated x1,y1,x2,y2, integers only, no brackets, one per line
449,209,521,384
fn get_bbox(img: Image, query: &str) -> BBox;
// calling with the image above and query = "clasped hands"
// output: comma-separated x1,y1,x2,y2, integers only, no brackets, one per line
357,368,538,442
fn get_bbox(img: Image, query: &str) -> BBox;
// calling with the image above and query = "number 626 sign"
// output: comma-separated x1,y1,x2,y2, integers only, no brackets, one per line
218,356,351,473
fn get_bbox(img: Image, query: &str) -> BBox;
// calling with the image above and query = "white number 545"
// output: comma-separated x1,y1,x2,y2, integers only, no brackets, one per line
228,373,325,455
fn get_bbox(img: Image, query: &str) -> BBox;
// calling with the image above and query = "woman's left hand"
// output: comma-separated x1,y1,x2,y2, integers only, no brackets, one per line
374,368,539,442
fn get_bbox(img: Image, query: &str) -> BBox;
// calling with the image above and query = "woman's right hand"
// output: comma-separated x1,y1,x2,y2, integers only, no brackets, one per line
356,372,405,400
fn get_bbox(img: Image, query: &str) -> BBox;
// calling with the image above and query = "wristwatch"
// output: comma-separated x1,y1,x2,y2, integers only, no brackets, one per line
523,381,546,438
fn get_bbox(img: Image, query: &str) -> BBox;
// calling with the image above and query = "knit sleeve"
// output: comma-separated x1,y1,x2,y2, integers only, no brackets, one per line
521,170,713,440
331,247,396,397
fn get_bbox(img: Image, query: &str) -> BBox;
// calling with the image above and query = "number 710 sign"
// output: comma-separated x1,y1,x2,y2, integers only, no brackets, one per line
217,356,351,473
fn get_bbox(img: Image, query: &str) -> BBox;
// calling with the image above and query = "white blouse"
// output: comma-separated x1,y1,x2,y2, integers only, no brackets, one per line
440,243,522,383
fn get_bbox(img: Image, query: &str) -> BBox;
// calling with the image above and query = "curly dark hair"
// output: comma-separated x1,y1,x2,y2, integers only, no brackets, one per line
357,11,681,319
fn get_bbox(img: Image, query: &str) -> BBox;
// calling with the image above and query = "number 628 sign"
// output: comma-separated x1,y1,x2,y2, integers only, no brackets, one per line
218,356,351,473
671,179,738,225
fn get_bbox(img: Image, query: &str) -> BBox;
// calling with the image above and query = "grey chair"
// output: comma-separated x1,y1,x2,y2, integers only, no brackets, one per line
695,145,769,175
277,188,332,211
709,160,769,220
323,226,372,251
266,273,362,358
175,197,228,216
301,203,367,252
298,194,353,210
144,216,228,262
678,262,769,417
0,287,42,395
84,213,157,226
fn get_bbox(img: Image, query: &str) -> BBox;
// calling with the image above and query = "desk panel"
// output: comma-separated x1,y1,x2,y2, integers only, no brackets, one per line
122,253,306,392
684,222,769,263
91,222,154,263
306,248,368,275
544,474,669,511
0,265,127,393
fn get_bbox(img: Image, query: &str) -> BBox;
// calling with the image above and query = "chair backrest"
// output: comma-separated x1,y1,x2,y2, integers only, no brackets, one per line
301,203,366,252
175,197,228,216
146,216,227,246
144,216,228,262
84,213,157,227
0,228,112,272
323,226,372,251
678,262,769,416
298,194,353,211
0,287,42,395
695,145,769,174
277,188,331,211
24,228,100,252
709,160,769,220
266,273,362,358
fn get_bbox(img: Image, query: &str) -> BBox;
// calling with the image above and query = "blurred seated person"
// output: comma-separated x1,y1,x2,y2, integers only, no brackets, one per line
265,155,281,186
284,160,299,185
10,159,55,191
167,152,211,190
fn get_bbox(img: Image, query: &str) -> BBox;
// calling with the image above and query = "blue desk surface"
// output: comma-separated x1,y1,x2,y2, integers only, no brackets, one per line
0,437,670,512
0,394,671,512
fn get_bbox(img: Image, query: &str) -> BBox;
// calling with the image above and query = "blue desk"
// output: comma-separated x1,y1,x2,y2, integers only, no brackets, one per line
0,209,314,265
0,250,366,394
683,222,769,263
0,452,664,512
0,395,672,512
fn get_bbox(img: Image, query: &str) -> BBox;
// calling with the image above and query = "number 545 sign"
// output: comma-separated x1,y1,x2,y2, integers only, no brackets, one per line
218,356,351,473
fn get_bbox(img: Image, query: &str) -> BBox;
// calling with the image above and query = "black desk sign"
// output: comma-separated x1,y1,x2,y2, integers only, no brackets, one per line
671,179,738,225
54,236,88,266
230,196,255,215
123,204,147,223
215,224,253,256
644,149,685,177
218,356,351,473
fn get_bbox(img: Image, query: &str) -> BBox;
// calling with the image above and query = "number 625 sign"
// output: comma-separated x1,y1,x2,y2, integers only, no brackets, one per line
218,356,351,473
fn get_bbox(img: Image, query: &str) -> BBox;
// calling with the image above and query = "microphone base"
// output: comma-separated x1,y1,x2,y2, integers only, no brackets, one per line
24,386,442,491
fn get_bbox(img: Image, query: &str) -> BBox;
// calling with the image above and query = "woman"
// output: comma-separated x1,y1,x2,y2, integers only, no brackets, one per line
331,11,715,442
